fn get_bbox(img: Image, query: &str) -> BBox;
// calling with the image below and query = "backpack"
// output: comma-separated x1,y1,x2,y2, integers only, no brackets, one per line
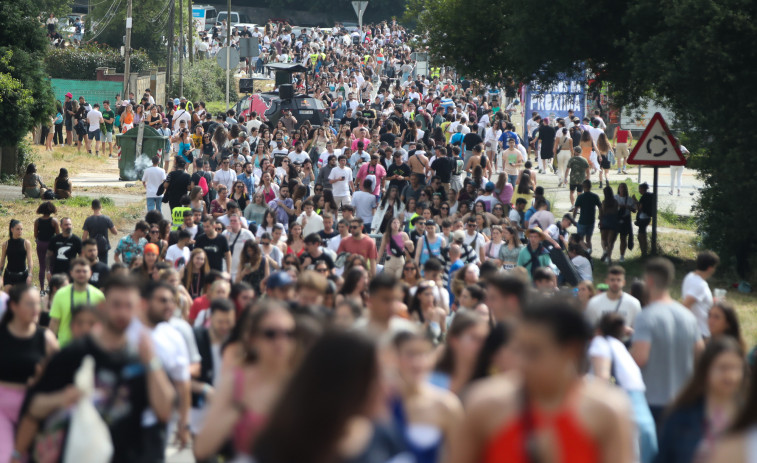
454,158,464,176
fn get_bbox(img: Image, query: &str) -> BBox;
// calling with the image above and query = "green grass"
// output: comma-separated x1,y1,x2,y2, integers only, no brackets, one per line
658,204,697,231
205,101,233,114
591,232,757,347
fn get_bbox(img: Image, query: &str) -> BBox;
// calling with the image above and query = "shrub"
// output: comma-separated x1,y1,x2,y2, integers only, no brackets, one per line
45,44,153,80
170,59,238,103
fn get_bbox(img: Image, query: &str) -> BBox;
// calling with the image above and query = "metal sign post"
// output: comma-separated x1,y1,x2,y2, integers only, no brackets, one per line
351,1,369,39
626,112,687,256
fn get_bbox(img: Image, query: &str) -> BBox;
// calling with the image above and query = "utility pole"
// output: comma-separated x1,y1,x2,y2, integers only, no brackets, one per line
225,0,231,110
123,0,133,97
188,0,194,64
166,0,174,95
178,0,184,96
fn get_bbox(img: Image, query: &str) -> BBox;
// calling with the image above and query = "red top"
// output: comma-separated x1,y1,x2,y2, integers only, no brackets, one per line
616,130,630,143
337,235,378,260
483,395,600,463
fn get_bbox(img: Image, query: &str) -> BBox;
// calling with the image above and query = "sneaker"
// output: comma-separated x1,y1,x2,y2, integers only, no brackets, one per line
669,190,673,195
619,256,625,263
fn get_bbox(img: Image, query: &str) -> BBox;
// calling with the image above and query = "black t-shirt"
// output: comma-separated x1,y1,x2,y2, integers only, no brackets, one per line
340,116,356,128
380,132,396,146
386,163,411,190
300,251,335,270
194,233,229,271
430,157,455,183
82,215,114,251
463,132,483,151
89,261,110,288
537,125,556,154
165,170,191,204
48,234,82,275
23,336,150,463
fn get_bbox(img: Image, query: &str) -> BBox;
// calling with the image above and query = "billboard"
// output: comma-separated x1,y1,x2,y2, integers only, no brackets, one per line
524,79,585,122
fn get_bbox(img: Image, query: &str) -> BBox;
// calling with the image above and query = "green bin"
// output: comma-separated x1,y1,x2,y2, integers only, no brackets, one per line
115,126,170,181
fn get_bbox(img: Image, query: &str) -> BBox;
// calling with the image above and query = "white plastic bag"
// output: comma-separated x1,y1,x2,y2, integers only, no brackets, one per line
63,355,114,463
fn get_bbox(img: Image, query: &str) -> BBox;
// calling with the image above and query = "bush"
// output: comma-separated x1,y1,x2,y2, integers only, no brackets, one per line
45,44,153,80
170,60,238,103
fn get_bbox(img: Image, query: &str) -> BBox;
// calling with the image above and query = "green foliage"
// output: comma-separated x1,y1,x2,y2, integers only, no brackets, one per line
45,44,153,80
415,0,757,274
59,196,114,207
36,0,73,17
171,60,238,103
87,0,171,63
0,0,55,147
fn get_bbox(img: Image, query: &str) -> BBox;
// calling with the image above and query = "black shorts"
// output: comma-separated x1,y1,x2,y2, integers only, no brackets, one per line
570,183,584,193
4,269,28,285
540,150,554,160
65,119,73,131
599,155,611,169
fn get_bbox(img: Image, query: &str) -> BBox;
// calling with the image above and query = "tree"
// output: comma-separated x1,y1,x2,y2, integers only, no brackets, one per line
414,0,757,277
0,0,55,175
87,0,171,63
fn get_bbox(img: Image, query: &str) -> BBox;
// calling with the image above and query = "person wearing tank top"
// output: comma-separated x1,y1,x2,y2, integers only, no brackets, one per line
34,202,60,290
1,220,33,290
415,223,444,267
448,301,634,463
0,285,57,463
612,127,633,174
391,331,463,463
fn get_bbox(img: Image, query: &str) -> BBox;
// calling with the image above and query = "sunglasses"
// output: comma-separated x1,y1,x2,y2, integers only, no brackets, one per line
441,207,449,210
404,266,415,271
150,230,159,234
259,328,296,340
467,223,476,227
261,241,271,245
315,267,329,273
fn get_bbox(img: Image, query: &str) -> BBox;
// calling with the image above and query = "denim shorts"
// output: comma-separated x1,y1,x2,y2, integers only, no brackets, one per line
576,222,594,237
87,128,101,141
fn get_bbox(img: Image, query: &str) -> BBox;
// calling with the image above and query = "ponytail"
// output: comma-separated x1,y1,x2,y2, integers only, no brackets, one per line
8,219,19,239
0,283,33,326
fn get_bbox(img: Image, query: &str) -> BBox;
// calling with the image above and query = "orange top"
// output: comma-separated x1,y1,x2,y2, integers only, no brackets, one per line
122,112,134,125
483,394,600,463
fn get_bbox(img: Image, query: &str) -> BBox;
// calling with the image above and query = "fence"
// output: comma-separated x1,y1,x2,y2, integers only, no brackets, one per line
49,79,123,106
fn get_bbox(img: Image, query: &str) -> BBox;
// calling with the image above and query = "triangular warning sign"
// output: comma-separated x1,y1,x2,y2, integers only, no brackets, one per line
627,112,686,166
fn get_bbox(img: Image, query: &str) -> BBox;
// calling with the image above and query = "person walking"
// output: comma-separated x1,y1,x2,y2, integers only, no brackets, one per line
34,202,60,291
1,220,33,291
49,258,105,347
81,199,118,265
142,155,166,212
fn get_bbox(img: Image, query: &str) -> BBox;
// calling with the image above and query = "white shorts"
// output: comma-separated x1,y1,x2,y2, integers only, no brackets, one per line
104,131,113,143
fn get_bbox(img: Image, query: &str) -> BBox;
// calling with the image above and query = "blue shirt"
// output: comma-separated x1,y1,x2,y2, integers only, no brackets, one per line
237,172,255,195
267,197,293,229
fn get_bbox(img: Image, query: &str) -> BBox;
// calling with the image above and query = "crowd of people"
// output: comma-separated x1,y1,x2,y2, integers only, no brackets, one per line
3,18,754,463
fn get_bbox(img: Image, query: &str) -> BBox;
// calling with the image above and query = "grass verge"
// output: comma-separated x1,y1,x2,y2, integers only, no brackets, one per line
591,232,757,346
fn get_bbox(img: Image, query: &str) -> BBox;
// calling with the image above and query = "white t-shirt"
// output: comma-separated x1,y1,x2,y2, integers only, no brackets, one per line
585,292,642,328
173,109,191,132
352,191,377,224
142,166,166,198
328,166,353,197
463,231,486,253
588,336,645,392
213,169,236,191
288,150,309,165
87,109,103,131
682,272,713,337
165,244,190,271
297,211,324,237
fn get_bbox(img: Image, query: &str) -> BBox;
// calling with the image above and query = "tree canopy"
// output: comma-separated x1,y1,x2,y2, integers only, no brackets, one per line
0,0,55,147
413,0,757,273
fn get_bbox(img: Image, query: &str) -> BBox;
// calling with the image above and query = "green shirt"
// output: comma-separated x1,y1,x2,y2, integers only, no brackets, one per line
50,284,105,347
566,156,589,185
101,109,116,132
516,245,552,279
574,191,602,225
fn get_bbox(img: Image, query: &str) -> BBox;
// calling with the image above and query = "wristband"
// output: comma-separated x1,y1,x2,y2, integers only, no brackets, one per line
147,356,162,372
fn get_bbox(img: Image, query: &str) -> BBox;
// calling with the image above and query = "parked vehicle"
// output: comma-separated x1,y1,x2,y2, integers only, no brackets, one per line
191,5,217,31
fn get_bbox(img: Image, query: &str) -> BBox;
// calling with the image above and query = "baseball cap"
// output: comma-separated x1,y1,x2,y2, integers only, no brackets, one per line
162,118,169,124
65,92,73,98
562,214,576,226
452,230,465,242
173,98,180,105
485,181,495,192
425,219,436,226
267,271,294,289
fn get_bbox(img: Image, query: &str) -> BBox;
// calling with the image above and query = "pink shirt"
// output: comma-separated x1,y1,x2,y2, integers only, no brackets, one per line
356,163,386,196
351,137,371,151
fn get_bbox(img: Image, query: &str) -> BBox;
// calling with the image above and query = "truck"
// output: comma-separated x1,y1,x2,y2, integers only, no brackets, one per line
191,5,217,31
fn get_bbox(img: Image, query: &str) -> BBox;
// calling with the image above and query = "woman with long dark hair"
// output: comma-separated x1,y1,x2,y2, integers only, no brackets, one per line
34,202,59,290
377,217,413,278
254,331,407,463
1,220,33,290
337,266,368,307
0,285,58,463
371,186,404,234
615,182,637,262
194,302,296,461
183,248,209,299
656,337,746,463
53,168,72,199
430,311,487,394
21,164,48,199
391,330,463,463
256,210,278,239
236,240,270,295
469,322,516,383
707,301,746,352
